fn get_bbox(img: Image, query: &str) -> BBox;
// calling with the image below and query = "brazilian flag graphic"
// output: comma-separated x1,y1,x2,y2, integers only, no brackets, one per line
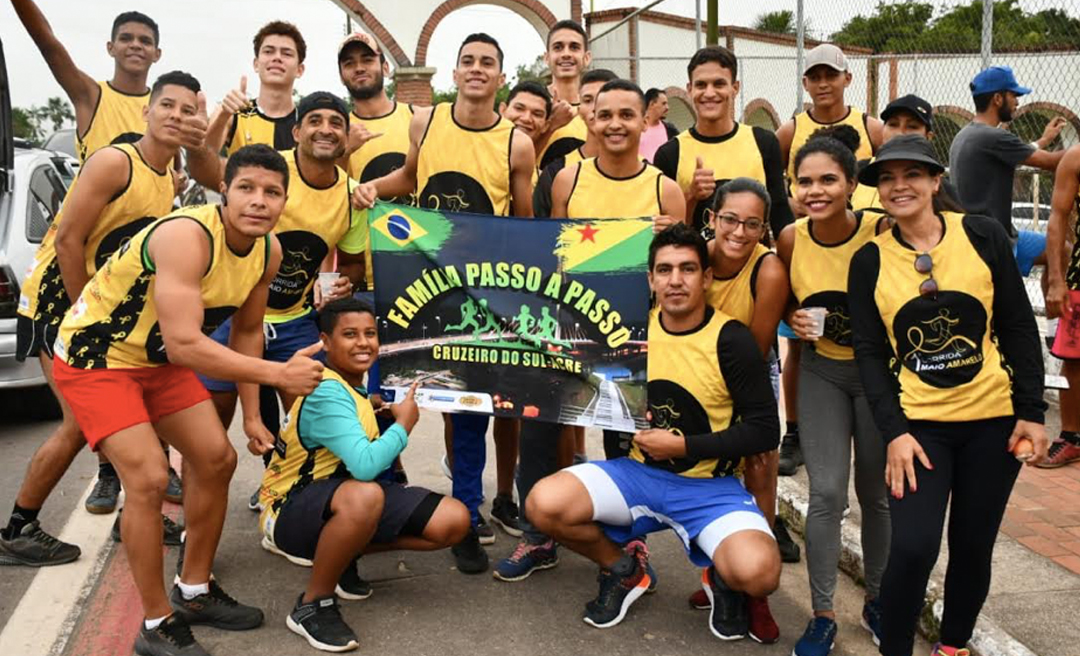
370,202,454,253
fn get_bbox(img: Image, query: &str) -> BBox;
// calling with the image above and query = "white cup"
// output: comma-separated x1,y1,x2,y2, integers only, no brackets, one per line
318,272,341,299
805,307,827,338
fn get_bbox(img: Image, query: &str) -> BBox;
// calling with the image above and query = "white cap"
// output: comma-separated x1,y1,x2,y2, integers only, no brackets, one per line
803,44,848,75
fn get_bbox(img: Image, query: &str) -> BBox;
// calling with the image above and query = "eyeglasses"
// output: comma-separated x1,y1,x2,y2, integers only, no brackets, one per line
914,252,938,297
707,210,766,235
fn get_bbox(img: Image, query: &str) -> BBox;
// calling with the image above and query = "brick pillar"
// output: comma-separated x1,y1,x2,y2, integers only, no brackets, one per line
394,67,436,106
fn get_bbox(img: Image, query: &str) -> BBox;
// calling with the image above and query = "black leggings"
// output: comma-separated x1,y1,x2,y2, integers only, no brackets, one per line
879,417,1021,656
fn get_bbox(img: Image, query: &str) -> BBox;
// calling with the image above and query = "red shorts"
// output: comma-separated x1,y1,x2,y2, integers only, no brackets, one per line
52,357,211,450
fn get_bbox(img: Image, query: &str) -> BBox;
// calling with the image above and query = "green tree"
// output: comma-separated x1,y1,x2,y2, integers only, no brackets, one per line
37,96,74,133
832,2,934,52
754,10,796,35
12,107,42,144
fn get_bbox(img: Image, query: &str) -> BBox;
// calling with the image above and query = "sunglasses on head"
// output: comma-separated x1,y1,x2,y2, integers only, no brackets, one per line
915,252,938,297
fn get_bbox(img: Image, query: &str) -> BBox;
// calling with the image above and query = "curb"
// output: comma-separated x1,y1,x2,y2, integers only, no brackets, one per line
776,477,1038,656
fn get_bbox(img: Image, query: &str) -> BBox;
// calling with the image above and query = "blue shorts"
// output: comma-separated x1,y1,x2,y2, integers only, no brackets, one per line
777,320,798,340
567,458,772,567
199,310,324,393
1013,229,1045,277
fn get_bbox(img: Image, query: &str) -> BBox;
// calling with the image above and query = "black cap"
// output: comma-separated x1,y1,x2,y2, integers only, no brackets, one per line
880,94,933,129
857,134,945,187
296,91,350,126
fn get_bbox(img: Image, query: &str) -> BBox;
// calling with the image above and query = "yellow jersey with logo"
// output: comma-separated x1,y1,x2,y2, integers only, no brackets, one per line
851,157,883,214
566,158,663,219
789,213,879,360
348,102,414,199
225,101,297,154
674,125,767,230
787,107,874,195
266,149,360,323
417,103,515,216
258,368,379,532
634,306,737,478
55,204,270,369
539,111,588,170
77,81,149,163
706,244,773,327
19,144,174,327
867,212,1013,420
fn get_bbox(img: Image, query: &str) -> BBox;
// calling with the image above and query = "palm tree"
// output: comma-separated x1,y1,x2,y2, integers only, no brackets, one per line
754,10,796,35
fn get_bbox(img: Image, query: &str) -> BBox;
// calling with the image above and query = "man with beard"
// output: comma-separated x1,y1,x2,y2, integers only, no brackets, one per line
949,66,1066,276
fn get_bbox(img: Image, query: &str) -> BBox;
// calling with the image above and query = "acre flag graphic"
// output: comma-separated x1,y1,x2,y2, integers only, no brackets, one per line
370,201,650,431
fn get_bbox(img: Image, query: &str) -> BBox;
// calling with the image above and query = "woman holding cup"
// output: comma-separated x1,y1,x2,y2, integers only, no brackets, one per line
777,133,891,656
848,134,1047,656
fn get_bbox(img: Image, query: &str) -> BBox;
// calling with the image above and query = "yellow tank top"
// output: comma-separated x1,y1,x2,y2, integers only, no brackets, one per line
787,107,874,196
564,146,586,168
225,101,298,154
870,213,1013,421
417,103,515,216
266,149,354,323
706,243,772,326
850,157,883,214
348,102,413,197
258,368,380,533
566,158,663,219
634,306,737,478
77,81,150,163
539,110,588,168
19,143,174,327
789,213,879,360
55,204,270,369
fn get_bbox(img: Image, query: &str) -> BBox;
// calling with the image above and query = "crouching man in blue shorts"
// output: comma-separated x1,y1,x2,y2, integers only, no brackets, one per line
258,298,470,652
528,223,781,637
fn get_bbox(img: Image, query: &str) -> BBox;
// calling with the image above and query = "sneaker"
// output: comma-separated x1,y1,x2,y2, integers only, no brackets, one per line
111,512,185,546
261,535,314,567
778,432,803,476
248,488,262,512
335,559,372,600
624,539,658,593
440,454,453,480
476,515,496,545
793,616,837,656
493,539,559,581
582,547,651,629
1037,439,1080,469
133,613,210,656
286,594,359,653
168,580,264,630
490,495,523,537
702,567,747,641
0,520,81,567
774,516,801,563
930,644,971,656
451,527,489,574
689,587,710,610
747,596,780,644
165,467,183,504
861,597,883,646
85,472,122,514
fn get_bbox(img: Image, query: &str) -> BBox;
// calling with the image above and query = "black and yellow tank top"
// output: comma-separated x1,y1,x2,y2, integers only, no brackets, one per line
19,144,174,327
1068,193,1080,291
671,125,768,230
850,157,882,214
416,103,515,216
266,149,354,323
566,158,663,219
706,243,773,326
225,100,297,154
869,212,1013,420
258,368,379,532
634,306,737,478
347,102,414,204
789,213,879,360
55,204,270,370
539,110,587,170
787,107,874,195
77,81,149,163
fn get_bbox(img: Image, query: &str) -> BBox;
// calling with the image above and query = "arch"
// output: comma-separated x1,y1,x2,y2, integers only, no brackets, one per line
415,0,559,67
335,0,413,67
1013,101,1080,147
743,98,780,131
930,105,972,166
664,86,695,132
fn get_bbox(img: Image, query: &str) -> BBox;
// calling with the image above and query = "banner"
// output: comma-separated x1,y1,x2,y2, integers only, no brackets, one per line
369,201,650,432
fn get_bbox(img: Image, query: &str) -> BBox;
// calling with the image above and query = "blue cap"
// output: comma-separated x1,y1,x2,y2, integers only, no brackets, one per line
970,66,1031,97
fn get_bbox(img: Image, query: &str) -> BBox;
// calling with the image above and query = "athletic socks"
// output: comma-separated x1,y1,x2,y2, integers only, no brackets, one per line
178,580,210,600
1061,430,1080,446
98,462,118,478
144,615,168,630
2,504,41,540
785,421,799,437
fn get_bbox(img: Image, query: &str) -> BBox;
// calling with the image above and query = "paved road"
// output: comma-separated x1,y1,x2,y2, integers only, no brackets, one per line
0,405,927,656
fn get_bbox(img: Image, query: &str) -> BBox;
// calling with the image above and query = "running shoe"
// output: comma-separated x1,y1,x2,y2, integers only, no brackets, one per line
793,616,837,656
111,511,184,546
490,494,522,537
133,613,209,656
1037,438,1080,469
778,432,804,476
0,520,80,567
168,580,264,630
451,527,489,574
623,539,658,593
261,535,314,567
476,515,496,545
165,467,183,504
287,594,359,653
335,559,373,600
747,596,779,644
689,587,710,610
582,542,651,629
774,516,802,563
930,644,971,656
702,567,747,640
440,454,453,480
248,488,262,512
493,539,559,581
862,597,883,646
85,472,122,514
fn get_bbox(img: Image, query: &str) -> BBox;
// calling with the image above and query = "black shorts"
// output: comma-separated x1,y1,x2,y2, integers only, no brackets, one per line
273,478,442,561
15,315,58,361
